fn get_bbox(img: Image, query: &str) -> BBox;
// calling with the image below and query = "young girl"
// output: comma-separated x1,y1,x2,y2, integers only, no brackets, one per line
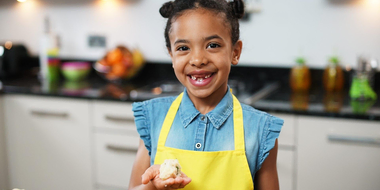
129,0,283,189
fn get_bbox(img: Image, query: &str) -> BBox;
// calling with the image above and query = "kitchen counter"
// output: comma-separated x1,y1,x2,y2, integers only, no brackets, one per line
0,62,178,102
1,62,379,121
253,85,380,121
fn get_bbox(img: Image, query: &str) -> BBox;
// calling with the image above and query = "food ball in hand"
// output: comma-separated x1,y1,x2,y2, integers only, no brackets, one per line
159,159,182,180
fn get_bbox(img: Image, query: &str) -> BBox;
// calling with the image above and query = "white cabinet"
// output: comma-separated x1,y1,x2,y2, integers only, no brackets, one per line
4,95,93,190
3,93,378,190
297,116,380,190
92,101,139,189
277,149,295,190
270,113,296,190
0,96,9,190
94,133,139,189
92,101,138,136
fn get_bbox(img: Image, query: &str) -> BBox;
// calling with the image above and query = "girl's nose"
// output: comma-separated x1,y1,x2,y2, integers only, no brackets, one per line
189,51,208,67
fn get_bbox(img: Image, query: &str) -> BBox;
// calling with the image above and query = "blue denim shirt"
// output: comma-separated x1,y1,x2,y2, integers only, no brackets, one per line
132,88,283,180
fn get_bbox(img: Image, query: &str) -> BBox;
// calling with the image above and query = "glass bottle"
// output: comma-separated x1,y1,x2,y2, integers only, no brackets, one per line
323,56,344,92
290,57,311,92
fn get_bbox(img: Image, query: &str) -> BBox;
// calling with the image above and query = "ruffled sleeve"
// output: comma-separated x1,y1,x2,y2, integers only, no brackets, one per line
132,101,152,155
257,115,284,169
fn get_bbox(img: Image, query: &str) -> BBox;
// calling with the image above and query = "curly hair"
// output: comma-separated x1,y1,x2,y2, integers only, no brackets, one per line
159,0,245,50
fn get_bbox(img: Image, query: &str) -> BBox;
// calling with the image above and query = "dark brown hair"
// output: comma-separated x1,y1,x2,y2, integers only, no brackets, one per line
159,0,245,50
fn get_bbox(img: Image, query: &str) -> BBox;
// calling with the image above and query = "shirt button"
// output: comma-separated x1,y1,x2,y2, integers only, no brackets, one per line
195,143,202,149
200,116,205,121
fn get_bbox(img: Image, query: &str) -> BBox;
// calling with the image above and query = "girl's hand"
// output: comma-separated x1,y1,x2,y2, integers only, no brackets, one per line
141,165,192,189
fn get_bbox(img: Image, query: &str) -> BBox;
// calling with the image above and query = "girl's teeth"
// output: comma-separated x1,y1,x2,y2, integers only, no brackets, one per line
190,74,212,81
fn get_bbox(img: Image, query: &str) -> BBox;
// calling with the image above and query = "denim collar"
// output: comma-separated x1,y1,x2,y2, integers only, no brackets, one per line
179,87,233,129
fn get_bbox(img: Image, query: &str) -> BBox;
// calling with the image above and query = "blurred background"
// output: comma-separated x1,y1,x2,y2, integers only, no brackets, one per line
0,0,379,66
0,0,379,190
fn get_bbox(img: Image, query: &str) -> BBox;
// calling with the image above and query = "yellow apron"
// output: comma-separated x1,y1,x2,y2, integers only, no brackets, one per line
154,92,254,190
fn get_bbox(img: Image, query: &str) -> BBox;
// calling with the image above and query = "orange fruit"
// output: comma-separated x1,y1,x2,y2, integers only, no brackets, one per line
107,49,123,65
111,63,127,77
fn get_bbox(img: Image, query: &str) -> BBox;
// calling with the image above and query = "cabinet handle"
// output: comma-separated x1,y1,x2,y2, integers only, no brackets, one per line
106,144,138,152
328,134,380,146
105,115,134,122
30,110,68,118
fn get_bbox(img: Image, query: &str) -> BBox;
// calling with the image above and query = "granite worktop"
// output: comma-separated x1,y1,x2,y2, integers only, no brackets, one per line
1,62,379,121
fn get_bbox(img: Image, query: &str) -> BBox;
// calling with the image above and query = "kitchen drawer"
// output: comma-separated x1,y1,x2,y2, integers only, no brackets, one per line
269,113,296,147
94,132,139,189
92,101,138,135
4,95,92,190
297,116,380,190
277,149,295,190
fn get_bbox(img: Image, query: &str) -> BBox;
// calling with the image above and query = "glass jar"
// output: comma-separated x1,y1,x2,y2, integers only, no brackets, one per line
323,57,344,92
290,57,311,92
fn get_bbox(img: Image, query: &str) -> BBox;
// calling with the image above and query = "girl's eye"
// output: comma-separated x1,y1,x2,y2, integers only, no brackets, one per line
177,46,189,51
207,43,221,49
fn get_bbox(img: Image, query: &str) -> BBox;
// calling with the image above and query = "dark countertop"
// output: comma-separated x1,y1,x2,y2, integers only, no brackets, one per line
253,85,380,121
0,72,140,102
0,62,179,102
1,62,379,121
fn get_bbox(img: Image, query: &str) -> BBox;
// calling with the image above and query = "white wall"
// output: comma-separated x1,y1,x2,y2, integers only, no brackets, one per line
0,0,379,68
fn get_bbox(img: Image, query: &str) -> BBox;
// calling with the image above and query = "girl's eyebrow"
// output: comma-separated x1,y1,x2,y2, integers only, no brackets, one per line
174,39,190,45
174,35,222,45
205,35,222,41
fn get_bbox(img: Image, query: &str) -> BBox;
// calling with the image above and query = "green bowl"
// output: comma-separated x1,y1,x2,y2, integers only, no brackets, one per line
61,62,91,81
62,68,90,81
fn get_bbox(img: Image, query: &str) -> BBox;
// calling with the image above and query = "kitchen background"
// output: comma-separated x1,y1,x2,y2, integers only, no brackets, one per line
0,0,380,68
0,0,380,190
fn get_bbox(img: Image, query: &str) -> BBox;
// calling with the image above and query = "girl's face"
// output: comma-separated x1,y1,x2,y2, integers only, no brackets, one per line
168,8,242,101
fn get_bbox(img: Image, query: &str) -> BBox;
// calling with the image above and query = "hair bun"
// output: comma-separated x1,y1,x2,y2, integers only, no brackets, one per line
229,0,245,19
159,1,175,18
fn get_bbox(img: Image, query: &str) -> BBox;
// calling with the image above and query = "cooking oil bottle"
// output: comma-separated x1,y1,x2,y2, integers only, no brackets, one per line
290,57,311,92
323,56,344,92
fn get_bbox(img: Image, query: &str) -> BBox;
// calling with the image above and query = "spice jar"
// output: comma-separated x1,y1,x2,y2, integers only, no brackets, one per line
323,56,344,92
290,57,311,92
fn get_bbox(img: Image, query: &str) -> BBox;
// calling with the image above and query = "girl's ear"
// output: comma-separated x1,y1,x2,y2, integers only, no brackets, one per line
231,40,243,65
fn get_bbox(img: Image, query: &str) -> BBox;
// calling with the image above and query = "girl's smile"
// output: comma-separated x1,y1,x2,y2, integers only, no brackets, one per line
187,70,214,87
168,8,242,111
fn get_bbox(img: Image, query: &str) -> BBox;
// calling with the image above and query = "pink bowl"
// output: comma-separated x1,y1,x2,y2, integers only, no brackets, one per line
62,62,91,70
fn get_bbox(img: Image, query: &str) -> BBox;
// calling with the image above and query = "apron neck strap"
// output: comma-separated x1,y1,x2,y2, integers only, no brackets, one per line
232,94,245,151
157,92,245,151
157,93,184,148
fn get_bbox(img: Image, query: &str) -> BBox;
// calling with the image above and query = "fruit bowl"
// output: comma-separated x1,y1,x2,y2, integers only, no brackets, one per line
61,62,91,81
94,45,145,83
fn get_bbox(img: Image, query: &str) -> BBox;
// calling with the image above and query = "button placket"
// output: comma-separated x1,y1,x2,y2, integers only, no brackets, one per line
194,115,207,151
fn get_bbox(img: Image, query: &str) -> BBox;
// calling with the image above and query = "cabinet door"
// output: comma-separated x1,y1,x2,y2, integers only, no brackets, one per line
297,116,380,190
4,95,92,190
277,149,294,190
270,113,296,190
92,101,139,189
0,96,8,190
94,133,139,189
